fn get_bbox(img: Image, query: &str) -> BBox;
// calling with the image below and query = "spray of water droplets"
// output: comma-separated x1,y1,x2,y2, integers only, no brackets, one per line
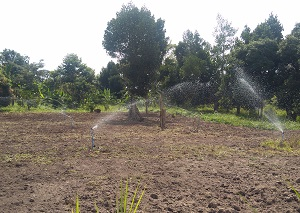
234,68,283,132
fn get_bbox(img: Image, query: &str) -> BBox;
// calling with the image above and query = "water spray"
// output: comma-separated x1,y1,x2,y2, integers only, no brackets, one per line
61,110,74,128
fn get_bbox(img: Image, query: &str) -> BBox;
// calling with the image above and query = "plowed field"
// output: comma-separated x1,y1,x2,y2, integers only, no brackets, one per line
0,112,299,212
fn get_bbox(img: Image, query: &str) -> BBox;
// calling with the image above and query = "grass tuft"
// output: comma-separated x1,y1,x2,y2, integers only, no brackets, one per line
117,178,145,213
71,179,145,213
261,137,300,153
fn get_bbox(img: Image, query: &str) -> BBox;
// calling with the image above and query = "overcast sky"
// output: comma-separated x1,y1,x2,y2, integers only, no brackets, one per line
1,0,299,74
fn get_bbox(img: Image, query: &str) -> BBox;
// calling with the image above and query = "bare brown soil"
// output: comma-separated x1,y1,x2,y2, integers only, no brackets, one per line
0,112,299,213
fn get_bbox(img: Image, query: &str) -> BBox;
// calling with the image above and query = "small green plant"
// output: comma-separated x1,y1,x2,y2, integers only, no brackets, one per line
261,137,300,153
116,178,145,213
287,182,300,201
71,195,80,213
239,194,258,213
71,179,145,213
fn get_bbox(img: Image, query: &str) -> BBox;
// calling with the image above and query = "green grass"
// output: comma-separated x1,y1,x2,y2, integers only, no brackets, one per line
288,183,300,201
2,102,300,130
166,105,300,131
116,179,145,213
261,135,300,153
0,153,54,165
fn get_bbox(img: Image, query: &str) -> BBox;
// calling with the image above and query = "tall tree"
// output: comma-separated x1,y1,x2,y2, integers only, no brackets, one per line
98,61,124,99
0,67,12,107
252,13,284,43
213,14,237,74
49,54,96,108
103,3,168,119
240,25,252,44
175,30,213,83
159,56,179,89
0,49,46,108
212,14,237,111
276,23,300,120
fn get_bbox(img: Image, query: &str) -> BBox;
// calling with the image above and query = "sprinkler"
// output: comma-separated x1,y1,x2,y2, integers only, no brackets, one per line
90,125,98,149
90,128,95,149
280,131,284,147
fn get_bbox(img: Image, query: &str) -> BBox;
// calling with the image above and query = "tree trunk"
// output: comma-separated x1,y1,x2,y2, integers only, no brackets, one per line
259,106,263,118
128,103,143,121
159,94,166,130
236,105,241,115
214,100,219,112
145,99,149,114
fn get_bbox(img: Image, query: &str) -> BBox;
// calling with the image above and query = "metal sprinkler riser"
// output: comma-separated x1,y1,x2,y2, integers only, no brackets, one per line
90,128,95,149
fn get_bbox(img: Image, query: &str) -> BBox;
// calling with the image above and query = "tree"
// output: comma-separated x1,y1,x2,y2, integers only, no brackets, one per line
212,14,237,111
103,3,168,120
229,14,284,116
0,49,47,108
98,61,124,99
240,25,252,44
0,67,12,107
252,13,284,43
213,14,237,74
49,54,96,108
158,56,179,89
276,24,300,120
175,30,213,83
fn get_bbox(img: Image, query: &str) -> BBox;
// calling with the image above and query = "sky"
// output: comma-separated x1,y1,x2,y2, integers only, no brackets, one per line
1,0,299,74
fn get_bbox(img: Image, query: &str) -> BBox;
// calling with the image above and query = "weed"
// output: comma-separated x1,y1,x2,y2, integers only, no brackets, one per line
71,179,145,213
239,194,258,213
261,138,300,154
116,178,145,213
71,195,80,213
287,181,300,202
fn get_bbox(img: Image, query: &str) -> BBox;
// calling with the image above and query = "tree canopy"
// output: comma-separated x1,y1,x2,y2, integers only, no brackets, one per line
103,3,168,98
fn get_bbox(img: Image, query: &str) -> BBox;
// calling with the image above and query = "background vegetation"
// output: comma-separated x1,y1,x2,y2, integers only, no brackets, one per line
1,3,300,122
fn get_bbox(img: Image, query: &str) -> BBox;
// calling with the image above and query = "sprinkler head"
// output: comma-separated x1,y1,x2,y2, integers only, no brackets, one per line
280,131,285,147
91,128,95,149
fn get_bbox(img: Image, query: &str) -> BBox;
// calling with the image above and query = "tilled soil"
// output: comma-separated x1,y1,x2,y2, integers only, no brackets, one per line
0,112,299,213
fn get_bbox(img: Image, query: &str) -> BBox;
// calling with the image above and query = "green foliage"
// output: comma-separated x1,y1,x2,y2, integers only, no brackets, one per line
288,182,300,201
102,88,113,111
212,13,237,73
0,13,299,121
47,53,96,109
252,13,284,42
175,30,214,83
0,67,12,107
167,105,300,130
276,30,300,120
159,55,180,89
0,49,46,103
116,179,145,213
234,39,279,101
71,195,80,213
71,179,145,213
103,3,168,98
98,61,124,99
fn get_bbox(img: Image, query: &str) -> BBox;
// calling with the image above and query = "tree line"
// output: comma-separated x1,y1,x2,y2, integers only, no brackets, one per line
0,3,299,120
